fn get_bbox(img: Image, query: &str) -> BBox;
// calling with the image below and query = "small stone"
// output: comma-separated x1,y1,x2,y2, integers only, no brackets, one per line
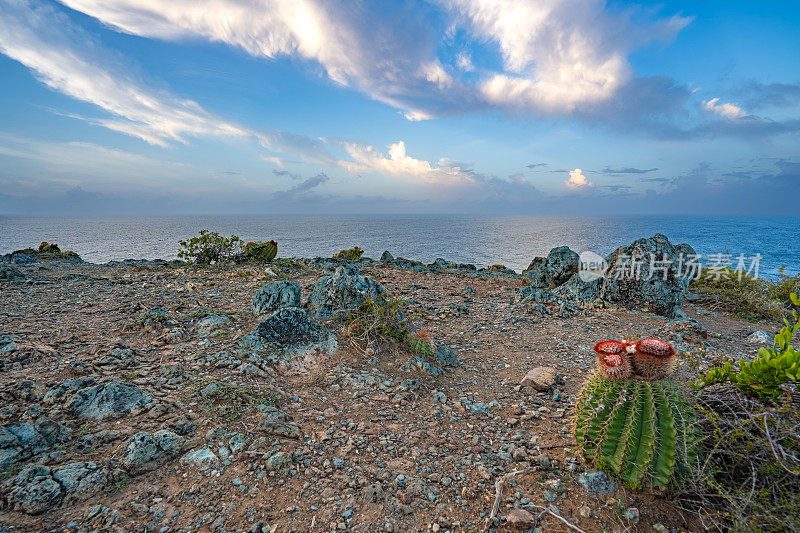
653,524,669,533
578,506,592,518
747,331,771,344
520,367,558,391
577,471,617,495
506,508,537,530
625,507,640,522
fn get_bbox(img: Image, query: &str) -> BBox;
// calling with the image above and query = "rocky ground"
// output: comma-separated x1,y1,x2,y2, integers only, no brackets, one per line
0,245,778,533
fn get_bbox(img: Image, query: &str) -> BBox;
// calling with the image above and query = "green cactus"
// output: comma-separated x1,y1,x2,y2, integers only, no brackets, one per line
573,372,697,489
243,240,277,263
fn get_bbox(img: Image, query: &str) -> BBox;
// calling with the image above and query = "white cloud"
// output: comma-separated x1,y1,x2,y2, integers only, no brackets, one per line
57,0,690,118
336,140,476,185
702,98,747,119
566,168,593,190
0,0,334,163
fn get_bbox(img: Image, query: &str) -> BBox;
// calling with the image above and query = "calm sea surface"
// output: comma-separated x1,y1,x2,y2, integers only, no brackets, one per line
0,215,797,278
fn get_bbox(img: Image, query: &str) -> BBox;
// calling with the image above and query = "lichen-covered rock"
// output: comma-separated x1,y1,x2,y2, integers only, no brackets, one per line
307,264,385,320
196,314,230,337
433,346,460,367
252,281,301,316
65,380,153,420
257,405,301,438
52,462,108,503
600,233,690,317
179,447,220,470
0,419,70,468
5,465,62,514
552,273,602,304
0,264,25,282
122,430,184,474
239,307,336,360
544,246,580,287
515,286,557,303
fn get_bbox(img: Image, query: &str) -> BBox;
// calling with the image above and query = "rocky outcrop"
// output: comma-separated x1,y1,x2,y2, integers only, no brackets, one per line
122,430,184,474
518,234,694,318
240,307,336,360
0,419,70,468
196,314,231,337
600,233,692,317
307,264,385,320
4,462,108,514
0,264,25,281
252,281,302,316
65,380,153,419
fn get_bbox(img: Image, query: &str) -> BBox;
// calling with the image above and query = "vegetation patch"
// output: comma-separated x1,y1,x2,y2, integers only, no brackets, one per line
194,381,283,421
332,246,365,260
11,242,81,261
690,267,799,321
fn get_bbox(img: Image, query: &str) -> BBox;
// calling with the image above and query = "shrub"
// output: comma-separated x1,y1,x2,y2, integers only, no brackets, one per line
13,242,81,261
343,296,408,348
689,267,782,320
178,230,242,265
332,246,364,261
694,293,800,401
243,240,278,263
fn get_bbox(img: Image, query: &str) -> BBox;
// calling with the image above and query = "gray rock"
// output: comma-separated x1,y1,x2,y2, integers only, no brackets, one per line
673,242,699,290
433,346,460,367
122,430,184,474
257,406,301,438
52,462,108,502
600,233,689,317
545,246,580,287
252,281,302,315
515,286,557,303
65,380,153,419
552,273,602,304
0,419,70,468
179,447,220,470
239,307,336,360
197,315,231,337
380,251,394,262
6,465,62,514
0,264,25,281
265,451,292,471
747,330,772,344
307,264,385,320
427,258,450,272
577,470,618,495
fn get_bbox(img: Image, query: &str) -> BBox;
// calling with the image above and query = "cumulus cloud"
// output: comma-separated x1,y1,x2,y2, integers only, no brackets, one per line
335,140,476,185
702,98,747,119
565,168,593,190
58,0,690,118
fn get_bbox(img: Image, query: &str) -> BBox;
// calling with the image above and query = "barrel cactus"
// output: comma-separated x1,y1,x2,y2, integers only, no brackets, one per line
574,338,697,489
244,240,277,263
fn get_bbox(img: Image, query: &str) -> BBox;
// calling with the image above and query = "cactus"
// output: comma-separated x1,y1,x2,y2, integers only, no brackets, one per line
574,338,696,489
243,240,277,262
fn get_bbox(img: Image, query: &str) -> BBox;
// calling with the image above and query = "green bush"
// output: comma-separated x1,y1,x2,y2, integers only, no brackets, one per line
332,246,364,260
12,242,81,261
694,293,800,401
690,267,781,320
178,230,242,265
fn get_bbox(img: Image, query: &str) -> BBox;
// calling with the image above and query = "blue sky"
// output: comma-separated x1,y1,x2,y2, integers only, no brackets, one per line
0,0,798,214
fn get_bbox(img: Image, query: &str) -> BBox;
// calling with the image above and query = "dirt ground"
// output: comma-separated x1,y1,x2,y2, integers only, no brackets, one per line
0,258,776,532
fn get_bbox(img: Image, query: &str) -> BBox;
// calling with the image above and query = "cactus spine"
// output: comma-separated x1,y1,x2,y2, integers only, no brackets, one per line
574,338,696,489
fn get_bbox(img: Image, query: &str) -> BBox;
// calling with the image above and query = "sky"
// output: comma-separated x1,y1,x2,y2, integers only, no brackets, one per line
0,0,798,215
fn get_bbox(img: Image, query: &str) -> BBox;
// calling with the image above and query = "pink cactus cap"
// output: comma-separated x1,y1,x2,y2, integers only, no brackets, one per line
594,340,625,355
635,338,675,358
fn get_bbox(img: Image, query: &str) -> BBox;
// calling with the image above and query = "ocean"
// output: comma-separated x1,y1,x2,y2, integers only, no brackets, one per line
1,215,798,279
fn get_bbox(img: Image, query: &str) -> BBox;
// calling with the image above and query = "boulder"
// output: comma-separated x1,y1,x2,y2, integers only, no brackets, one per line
257,405,301,438
122,430,184,474
544,246,580,287
196,315,230,337
600,233,690,318
520,367,558,391
5,465,62,514
0,264,25,282
433,346,460,367
52,462,108,503
180,447,220,470
65,380,153,419
515,286,557,303
380,251,394,262
307,264,385,320
252,281,302,315
239,307,336,360
747,330,771,344
552,273,602,304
